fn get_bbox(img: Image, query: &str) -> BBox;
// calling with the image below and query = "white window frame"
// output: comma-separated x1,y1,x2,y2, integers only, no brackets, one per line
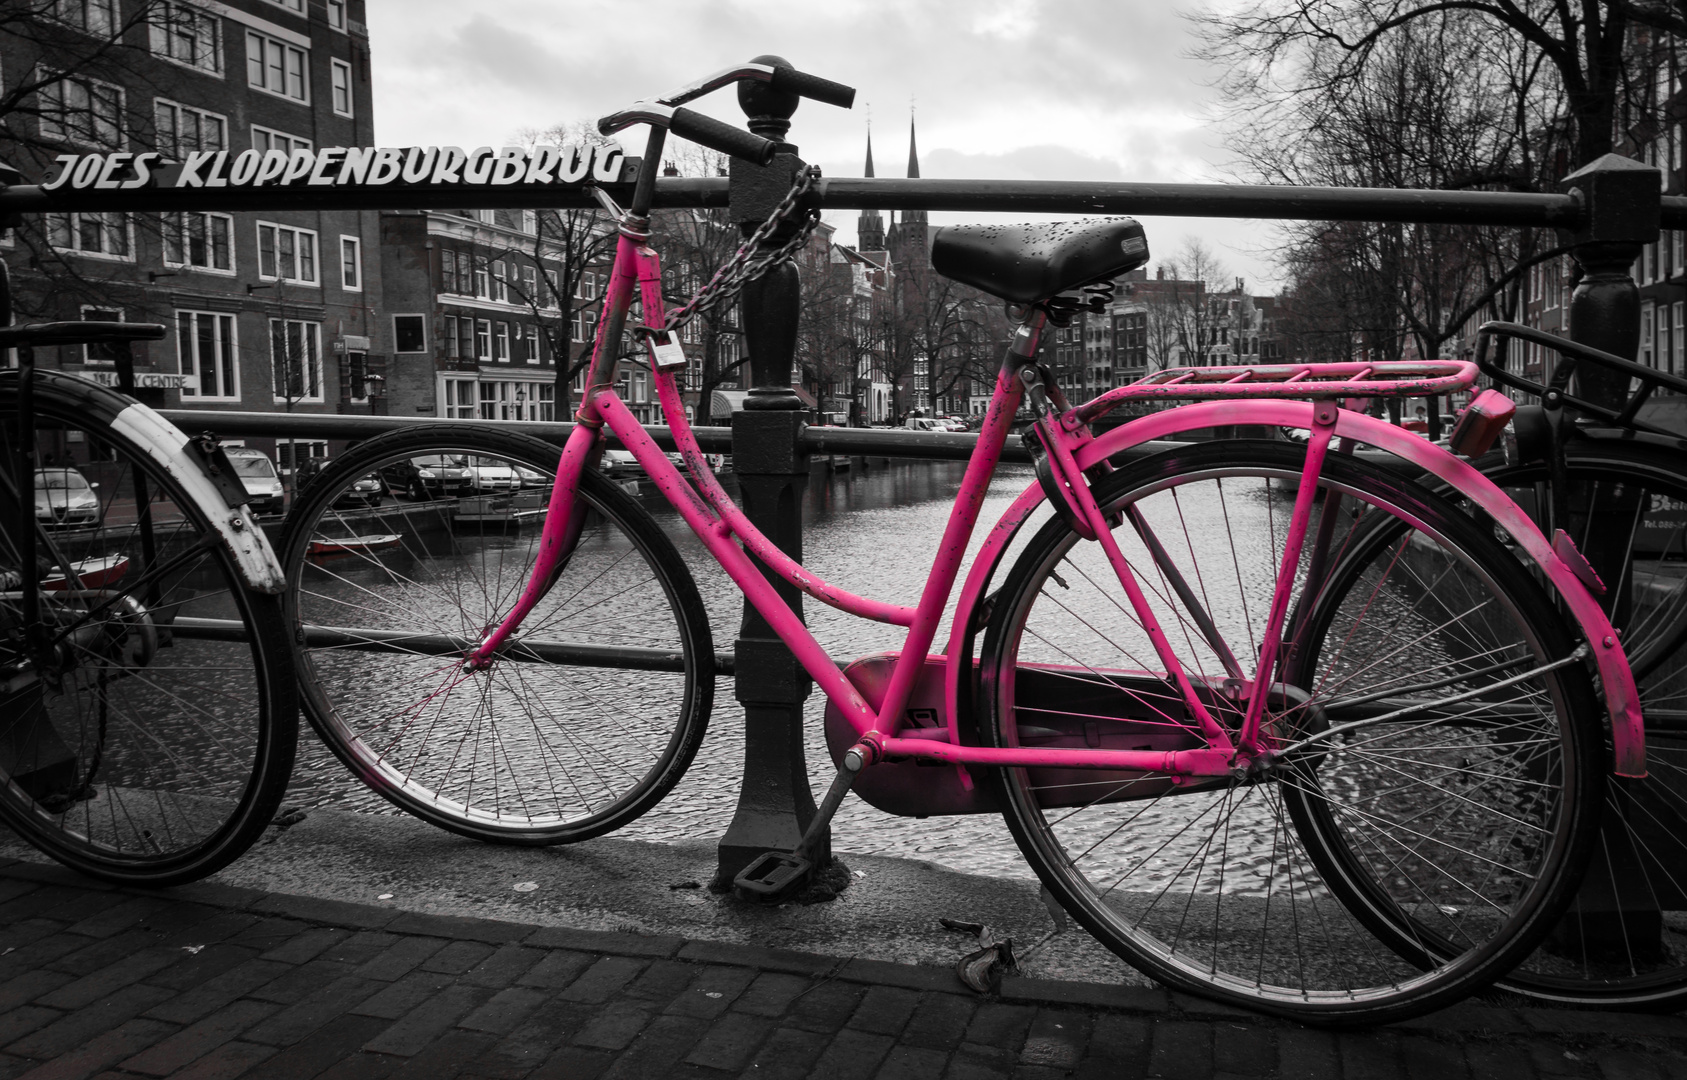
177,309,240,402
339,234,361,291
150,1,222,76
45,212,133,261
163,210,235,274
494,321,510,363
1642,300,1656,367
37,70,124,148
442,377,477,419
270,318,323,403
523,326,540,365
256,220,319,285
246,29,308,103
330,58,353,118
154,98,227,159
474,319,491,360
251,124,311,155
491,262,508,304
260,0,304,12
325,0,347,31
393,314,427,354
79,305,122,365
51,0,117,38
1675,301,1685,377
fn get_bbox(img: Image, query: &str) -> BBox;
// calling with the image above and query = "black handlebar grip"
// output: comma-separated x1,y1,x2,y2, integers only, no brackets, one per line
769,66,856,109
668,108,777,164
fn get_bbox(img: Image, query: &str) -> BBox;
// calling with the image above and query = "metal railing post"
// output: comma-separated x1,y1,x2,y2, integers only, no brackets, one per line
1555,152,1665,960
713,55,823,888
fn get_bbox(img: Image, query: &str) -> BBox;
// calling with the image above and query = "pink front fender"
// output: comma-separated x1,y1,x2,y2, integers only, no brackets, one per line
947,401,1645,778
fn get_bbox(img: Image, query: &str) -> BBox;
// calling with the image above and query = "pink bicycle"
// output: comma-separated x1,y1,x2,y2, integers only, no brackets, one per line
280,63,1644,1024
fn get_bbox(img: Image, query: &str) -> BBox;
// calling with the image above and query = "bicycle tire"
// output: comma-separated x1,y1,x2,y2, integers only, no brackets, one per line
0,371,297,885
1373,441,1687,1008
980,441,1600,1025
278,425,715,845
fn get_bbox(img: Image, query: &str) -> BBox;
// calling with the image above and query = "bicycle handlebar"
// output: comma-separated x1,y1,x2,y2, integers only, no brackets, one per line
767,66,856,108
0,321,166,348
668,107,777,165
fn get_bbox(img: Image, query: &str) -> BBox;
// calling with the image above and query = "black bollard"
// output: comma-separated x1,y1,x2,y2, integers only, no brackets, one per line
1552,153,1664,960
713,55,824,887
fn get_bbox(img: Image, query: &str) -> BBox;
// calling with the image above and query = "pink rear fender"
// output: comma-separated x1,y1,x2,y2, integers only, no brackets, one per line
947,401,1646,779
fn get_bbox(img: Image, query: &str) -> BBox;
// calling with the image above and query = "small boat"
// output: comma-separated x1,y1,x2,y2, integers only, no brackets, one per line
307,533,403,557
42,553,130,591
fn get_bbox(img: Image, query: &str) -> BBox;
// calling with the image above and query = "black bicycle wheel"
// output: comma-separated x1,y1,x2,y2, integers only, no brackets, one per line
1420,442,1687,1007
279,425,714,844
980,441,1600,1025
0,371,297,885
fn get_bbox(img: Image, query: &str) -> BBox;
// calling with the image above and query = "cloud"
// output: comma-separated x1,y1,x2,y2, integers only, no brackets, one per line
365,0,1281,289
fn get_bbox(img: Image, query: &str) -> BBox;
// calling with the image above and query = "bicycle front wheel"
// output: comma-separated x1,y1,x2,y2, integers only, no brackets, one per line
279,425,714,844
980,441,1599,1024
0,372,297,885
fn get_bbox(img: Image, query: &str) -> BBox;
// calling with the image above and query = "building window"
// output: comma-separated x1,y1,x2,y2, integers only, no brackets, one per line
393,315,426,353
149,2,221,74
251,124,310,155
456,315,474,361
330,59,353,117
257,221,318,284
79,306,121,364
474,319,490,361
155,99,226,158
276,441,326,476
246,30,307,102
474,258,489,299
523,326,540,364
339,235,360,290
163,211,233,272
177,310,238,401
344,351,368,403
494,322,510,362
326,0,346,30
38,72,123,147
443,378,477,419
1675,302,1685,377
50,0,116,37
46,212,130,259
261,0,304,11
271,319,322,402
491,262,509,303
543,269,559,308
519,264,538,306
441,250,467,294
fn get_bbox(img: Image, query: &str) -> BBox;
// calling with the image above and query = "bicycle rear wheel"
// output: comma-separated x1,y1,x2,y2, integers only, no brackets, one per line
980,441,1599,1024
279,426,714,844
0,372,296,885
1423,443,1687,1007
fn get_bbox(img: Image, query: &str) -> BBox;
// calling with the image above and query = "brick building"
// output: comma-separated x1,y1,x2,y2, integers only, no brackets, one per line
3,0,386,472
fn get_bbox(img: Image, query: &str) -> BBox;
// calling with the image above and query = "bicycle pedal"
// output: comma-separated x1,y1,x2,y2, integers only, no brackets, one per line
733,850,811,899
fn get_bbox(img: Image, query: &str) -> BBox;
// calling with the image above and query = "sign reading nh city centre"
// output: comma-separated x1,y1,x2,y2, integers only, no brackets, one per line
40,143,630,192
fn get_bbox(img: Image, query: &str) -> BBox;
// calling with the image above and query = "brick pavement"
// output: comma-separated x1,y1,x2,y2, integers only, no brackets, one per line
0,858,1683,1080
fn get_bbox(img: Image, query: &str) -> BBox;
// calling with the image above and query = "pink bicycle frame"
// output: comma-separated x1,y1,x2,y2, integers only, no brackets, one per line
469,228,1646,782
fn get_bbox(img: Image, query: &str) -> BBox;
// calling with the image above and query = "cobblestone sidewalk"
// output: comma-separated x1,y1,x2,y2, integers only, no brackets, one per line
0,858,1683,1080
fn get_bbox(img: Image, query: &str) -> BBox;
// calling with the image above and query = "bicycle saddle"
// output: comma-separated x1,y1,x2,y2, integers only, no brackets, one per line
929,218,1149,304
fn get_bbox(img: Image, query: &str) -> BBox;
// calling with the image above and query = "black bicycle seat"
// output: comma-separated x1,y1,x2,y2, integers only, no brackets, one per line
930,218,1149,304
0,321,167,348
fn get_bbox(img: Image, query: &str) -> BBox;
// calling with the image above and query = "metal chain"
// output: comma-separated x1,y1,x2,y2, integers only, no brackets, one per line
659,166,822,337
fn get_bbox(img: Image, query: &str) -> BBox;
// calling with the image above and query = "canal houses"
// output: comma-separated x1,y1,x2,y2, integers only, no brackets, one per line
1,0,385,473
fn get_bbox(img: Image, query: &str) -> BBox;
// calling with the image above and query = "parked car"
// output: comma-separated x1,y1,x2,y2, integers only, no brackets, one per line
513,464,550,491
599,449,641,478
33,466,102,529
465,456,520,492
222,448,285,516
335,473,386,509
379,454,474,501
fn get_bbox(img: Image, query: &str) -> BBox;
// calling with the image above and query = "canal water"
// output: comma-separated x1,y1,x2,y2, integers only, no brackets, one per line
284,457,1051,879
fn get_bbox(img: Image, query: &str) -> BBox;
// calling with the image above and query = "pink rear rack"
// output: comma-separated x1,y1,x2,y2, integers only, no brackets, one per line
1074,360,1476,423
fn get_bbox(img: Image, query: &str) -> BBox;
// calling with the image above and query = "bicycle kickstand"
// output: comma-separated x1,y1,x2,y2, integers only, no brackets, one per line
732,741,869,900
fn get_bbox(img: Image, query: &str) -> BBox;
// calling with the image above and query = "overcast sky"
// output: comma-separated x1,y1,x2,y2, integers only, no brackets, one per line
364,0,1282,291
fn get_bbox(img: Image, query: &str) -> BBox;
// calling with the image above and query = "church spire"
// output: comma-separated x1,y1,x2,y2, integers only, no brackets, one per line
857,125,885,252
902,111,926,227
